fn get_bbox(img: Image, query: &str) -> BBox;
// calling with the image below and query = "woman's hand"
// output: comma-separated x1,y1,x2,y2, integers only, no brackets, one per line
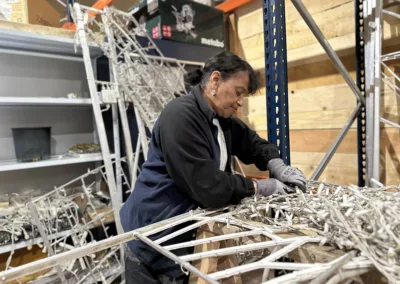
254,178,295,196
267,158,307,192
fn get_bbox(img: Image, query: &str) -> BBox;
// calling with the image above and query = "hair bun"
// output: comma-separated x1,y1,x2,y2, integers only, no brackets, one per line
185,68,203,86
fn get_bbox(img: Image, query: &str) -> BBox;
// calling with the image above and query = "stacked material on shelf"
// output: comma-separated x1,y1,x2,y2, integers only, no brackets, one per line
0,160,131,283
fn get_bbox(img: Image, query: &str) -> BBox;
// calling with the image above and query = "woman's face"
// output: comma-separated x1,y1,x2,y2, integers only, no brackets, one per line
209,71,249,118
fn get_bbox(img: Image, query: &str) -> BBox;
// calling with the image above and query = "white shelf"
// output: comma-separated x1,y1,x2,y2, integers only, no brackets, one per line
0,154,115,172
0,29,102,60
0,97,94,106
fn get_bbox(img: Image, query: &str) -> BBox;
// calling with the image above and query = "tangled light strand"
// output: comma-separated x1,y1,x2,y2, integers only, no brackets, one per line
231,181,400,283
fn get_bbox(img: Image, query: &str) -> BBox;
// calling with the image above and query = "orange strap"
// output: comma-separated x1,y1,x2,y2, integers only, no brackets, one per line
216,0,254,13
89,0,113,17
62,0,113,31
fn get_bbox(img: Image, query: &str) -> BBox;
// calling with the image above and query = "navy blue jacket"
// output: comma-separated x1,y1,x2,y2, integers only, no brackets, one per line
119,85,280,277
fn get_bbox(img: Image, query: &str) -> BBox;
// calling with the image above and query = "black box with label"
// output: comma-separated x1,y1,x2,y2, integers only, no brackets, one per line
129,0,225,49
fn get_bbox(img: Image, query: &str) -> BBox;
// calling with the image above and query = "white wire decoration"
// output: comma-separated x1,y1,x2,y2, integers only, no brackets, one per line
0,160,131,284
72,3,187,131
1,181,398,283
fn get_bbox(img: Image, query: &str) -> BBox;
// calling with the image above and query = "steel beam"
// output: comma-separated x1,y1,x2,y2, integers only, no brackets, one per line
364,0,382,187
263,0,291,165
311,104,362,180
356,0,367,187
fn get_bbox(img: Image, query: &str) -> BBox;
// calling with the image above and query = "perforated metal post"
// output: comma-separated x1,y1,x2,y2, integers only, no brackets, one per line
263,0,291,165
356,0,367,187
364,0,382,187
67,0,75,23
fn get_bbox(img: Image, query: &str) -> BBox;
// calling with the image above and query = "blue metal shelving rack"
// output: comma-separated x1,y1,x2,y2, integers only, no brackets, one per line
263,0,291,165
67,0,75,24
355,0,367,187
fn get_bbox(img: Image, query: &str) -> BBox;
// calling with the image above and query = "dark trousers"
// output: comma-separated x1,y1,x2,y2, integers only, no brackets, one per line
124,247,189,284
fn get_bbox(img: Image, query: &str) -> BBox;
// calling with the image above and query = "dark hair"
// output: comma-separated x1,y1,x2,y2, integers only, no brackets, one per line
185,51,259,95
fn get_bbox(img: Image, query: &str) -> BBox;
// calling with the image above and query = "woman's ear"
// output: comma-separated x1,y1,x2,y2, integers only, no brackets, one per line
210,71,221,90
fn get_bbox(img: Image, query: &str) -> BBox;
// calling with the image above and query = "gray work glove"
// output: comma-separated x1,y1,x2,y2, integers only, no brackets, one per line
267,158,307,192
255,178,295,197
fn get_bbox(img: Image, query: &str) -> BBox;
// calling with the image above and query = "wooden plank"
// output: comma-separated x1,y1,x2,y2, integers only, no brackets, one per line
254,128,399,154
0,246,50,284
240,161,358,184
240,2,355,62
227,13,241,56
284,46,398,91
234,0,262,23
241,104,399,131
285,55,356,91
242,108,358,131
380,128,400,185
291,150,399,173
244,81,398,116
189,223,242,284
245,84,356,116
245,14,400,69
236,0,352,40
255,129,357,153
217,240,243,284
247,34,355,70
289,129,359,153
239,129,400,185
0,20,74,38
189,224,221,284
287,240,345,264
291,152,357,169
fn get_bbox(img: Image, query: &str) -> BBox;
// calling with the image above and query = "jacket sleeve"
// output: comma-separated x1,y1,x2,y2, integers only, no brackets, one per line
157,104,254,208
230,117,281,171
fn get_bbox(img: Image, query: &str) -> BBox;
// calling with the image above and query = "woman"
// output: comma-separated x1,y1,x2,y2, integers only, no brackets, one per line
120,51,306,283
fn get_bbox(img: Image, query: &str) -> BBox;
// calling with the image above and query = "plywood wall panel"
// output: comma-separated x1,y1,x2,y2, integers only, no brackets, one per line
255,128,399,154
239,148,399,185
255,129,358,153
232,0,400,185
236,0,353,40
238,2,400,69
243,108,357,131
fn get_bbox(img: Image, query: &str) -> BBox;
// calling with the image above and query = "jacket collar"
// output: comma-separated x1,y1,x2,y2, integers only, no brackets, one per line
192,84,216,123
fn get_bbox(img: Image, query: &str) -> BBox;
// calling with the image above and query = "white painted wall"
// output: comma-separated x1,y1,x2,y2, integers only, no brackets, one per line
0,53,97,194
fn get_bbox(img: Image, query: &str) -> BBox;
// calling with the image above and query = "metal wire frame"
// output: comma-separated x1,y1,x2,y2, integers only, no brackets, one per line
71,2,201,189
0,160,131,284
0,212,371,284
3,181,397,283
71,3,187,131
72,1,181,237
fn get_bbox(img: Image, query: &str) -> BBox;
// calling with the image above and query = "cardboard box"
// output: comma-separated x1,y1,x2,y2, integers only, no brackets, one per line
130,0,225,48
0,0,61,28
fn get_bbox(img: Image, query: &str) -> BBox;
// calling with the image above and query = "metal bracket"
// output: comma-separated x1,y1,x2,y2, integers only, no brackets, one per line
101,89,118,104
